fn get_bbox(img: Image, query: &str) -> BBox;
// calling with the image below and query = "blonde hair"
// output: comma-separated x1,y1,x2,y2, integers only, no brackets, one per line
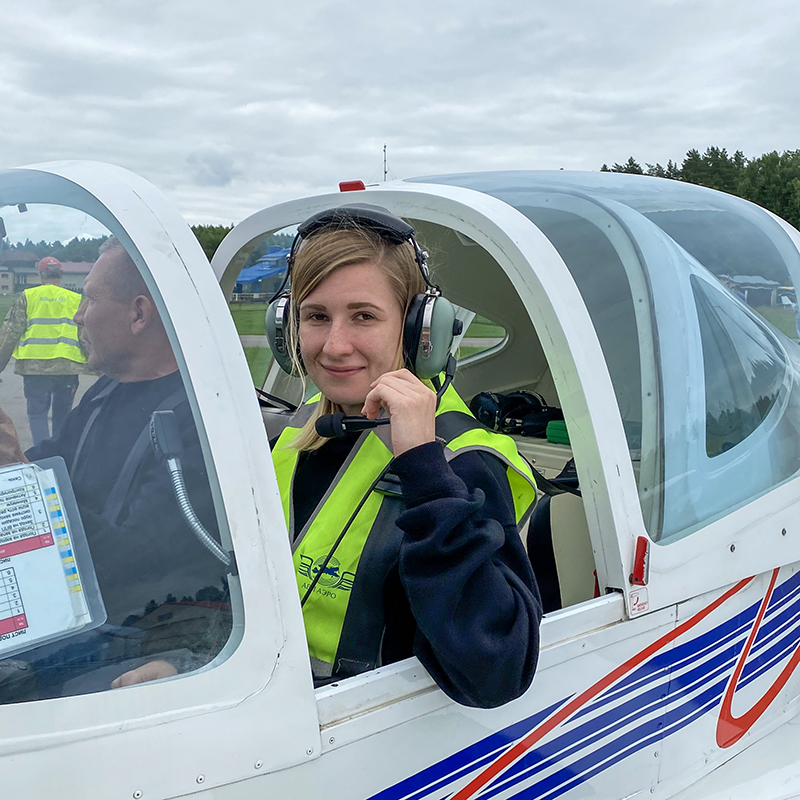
286,226,426,451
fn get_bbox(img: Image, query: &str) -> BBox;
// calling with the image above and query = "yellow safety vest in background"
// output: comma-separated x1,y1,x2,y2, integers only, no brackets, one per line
13,285,87,363
272,385,537,678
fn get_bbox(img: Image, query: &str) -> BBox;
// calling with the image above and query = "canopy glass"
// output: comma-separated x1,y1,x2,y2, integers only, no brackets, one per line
415,172,800,542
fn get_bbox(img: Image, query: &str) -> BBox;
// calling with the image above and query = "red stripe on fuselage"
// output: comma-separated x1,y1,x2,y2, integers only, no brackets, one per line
451,576,754,800
716,567,800,747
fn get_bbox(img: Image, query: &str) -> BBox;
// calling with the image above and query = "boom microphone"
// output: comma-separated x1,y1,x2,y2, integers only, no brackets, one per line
315,412,390,438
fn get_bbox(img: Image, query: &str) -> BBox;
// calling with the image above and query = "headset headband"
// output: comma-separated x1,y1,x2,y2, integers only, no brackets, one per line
297,204,415,246
273,204,436,302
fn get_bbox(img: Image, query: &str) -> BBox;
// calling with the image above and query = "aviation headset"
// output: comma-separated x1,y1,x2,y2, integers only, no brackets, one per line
265,204,461,381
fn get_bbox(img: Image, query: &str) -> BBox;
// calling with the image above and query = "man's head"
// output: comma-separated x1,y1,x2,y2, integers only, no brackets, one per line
74,237,178,382
37,256,62,283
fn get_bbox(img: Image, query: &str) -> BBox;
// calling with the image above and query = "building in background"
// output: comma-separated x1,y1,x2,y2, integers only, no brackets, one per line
0,252,93,293
718,274,783,307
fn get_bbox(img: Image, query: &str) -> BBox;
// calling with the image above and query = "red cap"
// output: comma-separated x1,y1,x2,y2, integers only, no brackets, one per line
37,256,62,276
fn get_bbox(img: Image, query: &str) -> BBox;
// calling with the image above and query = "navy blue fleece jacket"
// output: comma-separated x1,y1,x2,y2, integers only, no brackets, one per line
294,438,541,708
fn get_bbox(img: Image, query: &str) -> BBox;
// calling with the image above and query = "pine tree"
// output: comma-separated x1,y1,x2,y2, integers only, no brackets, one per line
191,224,235,260
739,150,800,230
609,157,644,174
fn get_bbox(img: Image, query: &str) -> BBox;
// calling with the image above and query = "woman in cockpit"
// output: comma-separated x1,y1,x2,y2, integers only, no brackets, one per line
266,205,542,708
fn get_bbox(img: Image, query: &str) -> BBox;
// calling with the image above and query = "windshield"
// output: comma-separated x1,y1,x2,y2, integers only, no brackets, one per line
0,200,238,702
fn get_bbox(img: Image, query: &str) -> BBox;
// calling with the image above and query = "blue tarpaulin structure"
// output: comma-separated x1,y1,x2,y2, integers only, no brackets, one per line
236,263,286,283
235,246,289,292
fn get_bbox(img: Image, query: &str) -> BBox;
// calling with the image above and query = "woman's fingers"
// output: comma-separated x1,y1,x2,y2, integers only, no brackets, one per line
362,369,436,456
369,368,425,392
362,370,432,416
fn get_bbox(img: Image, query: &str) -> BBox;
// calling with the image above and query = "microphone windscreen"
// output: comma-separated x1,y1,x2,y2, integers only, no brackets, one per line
315,411,346,438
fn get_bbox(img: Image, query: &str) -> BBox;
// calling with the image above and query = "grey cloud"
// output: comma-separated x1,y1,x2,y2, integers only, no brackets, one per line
17,49,167,101
187,151,243,187
2,0,800,232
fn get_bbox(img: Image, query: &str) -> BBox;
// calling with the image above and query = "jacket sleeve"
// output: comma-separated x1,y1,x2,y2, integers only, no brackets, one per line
391,442,542,708
0,294,28,374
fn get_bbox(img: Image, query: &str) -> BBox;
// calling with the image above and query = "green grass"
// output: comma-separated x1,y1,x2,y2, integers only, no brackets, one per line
754,306,797,339
243,346,273,386
230,302,269,335
0,295,18,324
456,345,485,359
465,315,505,338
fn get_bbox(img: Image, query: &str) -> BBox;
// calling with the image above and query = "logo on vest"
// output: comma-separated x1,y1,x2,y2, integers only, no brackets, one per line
298,555,355,594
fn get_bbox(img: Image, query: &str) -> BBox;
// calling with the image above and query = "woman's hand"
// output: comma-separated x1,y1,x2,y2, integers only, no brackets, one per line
362,369,436,457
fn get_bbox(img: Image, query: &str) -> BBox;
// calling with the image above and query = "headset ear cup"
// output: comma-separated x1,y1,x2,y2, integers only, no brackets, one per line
266,295,304,375
403,294,457,379
403,294,426,372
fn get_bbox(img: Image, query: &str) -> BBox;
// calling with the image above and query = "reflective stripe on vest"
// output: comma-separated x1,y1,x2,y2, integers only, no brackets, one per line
13,285,86,363
272,385,538,675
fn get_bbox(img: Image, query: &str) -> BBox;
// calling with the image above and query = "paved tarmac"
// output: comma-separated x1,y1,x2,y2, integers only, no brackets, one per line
0,363,98,452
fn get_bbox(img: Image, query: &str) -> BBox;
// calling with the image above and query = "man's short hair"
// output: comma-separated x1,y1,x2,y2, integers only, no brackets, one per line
98,237,151,303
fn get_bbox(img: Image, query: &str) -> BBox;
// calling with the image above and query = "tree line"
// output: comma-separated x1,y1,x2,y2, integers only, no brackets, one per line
4,149,800,259
1,234,109,263
601,148,800,230
1,225,293,263
192,224,294,266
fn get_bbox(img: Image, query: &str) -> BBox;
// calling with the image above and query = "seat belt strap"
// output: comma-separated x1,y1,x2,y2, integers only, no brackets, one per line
332,494,405,679
71,379,120,472
101,388,187,524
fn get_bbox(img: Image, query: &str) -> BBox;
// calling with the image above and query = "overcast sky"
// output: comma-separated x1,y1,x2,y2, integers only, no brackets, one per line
2,0,799,235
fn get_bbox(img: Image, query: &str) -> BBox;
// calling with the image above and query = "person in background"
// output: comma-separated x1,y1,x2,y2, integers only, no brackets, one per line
0,256,92,445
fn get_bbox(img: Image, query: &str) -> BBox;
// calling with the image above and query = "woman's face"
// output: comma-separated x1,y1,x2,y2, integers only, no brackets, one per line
298,261,404,416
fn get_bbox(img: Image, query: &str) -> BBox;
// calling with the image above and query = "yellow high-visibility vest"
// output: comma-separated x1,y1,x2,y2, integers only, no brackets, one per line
272,385,537,678
13,285,86,363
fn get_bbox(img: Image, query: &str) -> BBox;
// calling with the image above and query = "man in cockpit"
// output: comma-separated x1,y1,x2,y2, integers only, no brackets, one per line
0,237,229,697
